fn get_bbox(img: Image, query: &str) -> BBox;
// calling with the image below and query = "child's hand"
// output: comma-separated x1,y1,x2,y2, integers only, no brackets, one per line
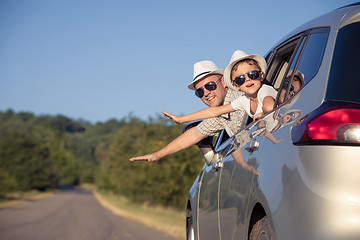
253,112,264,122
162,111,183,124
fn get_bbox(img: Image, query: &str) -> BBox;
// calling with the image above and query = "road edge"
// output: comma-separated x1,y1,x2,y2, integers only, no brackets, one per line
92,190,185,240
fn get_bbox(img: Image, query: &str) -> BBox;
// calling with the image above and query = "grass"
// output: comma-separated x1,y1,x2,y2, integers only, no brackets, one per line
0,190,55,209
84,184,186,240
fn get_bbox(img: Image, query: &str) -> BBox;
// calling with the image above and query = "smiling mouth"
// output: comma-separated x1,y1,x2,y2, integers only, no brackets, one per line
246,83,254,88
206,96,215,101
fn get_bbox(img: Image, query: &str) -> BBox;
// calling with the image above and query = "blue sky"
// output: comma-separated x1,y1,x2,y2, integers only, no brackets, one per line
0,0,357,123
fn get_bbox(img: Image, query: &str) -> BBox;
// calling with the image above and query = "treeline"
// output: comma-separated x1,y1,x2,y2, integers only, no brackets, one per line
0,110,204,209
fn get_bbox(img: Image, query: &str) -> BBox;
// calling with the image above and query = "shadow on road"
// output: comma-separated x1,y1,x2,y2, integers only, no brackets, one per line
56,185,92,195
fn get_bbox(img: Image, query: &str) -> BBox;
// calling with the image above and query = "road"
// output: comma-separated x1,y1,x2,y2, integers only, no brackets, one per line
0,187,176,240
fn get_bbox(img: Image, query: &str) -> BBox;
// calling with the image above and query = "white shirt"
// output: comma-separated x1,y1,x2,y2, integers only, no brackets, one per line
230,84,278,118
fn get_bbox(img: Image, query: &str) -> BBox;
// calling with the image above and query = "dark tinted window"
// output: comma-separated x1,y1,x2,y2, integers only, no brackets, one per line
296,30,329,85
326,22,360,104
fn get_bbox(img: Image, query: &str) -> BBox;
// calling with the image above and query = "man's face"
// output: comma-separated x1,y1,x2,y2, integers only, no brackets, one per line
194,74,227,107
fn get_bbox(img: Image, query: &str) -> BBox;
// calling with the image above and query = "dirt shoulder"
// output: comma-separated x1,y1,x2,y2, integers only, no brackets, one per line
93,190,186,240
0,191,54,209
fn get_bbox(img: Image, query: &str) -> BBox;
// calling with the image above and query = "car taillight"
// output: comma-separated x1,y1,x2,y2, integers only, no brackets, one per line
291,101,360,145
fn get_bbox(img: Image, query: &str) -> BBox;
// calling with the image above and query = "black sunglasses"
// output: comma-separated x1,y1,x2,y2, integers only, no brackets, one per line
195,79,221,98
283,81,295,92
232,70,261,87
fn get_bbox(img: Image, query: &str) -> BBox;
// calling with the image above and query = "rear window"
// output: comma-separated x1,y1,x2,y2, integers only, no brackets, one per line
326,22,360,104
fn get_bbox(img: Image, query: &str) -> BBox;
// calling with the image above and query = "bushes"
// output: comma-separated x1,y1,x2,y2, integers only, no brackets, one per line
95,118,204,209
0,110,205,209
0,168,18,196
0,131,57,191
0,112,82,192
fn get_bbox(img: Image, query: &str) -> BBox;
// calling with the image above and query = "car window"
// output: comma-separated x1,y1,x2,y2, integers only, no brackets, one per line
265,28,329,106
265,36,304,106
326,22,360,104
265,37,302,90
295,29,329,85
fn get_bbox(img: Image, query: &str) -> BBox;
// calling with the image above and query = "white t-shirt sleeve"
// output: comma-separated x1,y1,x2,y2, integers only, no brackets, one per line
254,84,278,116
258,84,278,101
230,95,247,112
230,85,278,117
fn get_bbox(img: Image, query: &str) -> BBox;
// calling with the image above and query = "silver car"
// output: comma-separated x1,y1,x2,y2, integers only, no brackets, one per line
186,3,360,240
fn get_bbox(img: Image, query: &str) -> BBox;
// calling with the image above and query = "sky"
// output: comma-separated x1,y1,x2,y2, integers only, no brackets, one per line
0,0,358,124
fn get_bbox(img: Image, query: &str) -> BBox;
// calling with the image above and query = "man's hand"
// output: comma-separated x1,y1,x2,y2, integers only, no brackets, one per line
162,111,183,124
130,153,160,162
129,127,206,163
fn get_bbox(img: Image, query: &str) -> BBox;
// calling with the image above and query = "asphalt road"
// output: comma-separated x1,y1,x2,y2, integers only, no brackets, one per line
0,187,176,240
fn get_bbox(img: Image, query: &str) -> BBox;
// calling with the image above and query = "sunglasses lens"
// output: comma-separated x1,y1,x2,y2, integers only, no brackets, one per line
195,81,217,98
195,88,204,98
204,81,217,91
248,70,260,80
233,76,245,86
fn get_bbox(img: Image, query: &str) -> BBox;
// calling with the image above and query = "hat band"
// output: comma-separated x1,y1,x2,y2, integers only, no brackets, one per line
193,71,211,81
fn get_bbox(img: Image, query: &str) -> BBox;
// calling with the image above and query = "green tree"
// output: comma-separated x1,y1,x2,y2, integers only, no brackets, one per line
0,131,57,191
97,117,204,209
0,168,17,196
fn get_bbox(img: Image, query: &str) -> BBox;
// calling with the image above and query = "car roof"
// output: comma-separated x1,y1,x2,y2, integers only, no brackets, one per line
268,3,360,51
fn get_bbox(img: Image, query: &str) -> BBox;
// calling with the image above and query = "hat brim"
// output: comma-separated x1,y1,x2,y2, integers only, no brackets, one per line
188,69,224,90
289,70,305,86
224,55,267,91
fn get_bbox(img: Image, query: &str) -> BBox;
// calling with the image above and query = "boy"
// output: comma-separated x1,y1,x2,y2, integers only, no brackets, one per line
163,50,278,125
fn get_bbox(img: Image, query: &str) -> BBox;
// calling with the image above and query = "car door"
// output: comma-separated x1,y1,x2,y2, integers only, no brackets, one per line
197,144,222,239
216,123,265,239
197,127,261,240
247,28,330,239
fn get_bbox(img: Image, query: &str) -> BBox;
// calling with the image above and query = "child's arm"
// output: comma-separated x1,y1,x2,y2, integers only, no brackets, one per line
253,96,276,122
262,96,275,114
163,103,236,124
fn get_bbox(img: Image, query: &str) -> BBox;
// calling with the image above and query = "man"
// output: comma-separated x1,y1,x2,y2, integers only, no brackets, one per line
130,60,247,162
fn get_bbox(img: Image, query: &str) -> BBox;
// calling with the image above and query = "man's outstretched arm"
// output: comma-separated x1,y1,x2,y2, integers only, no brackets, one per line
129,127,207,162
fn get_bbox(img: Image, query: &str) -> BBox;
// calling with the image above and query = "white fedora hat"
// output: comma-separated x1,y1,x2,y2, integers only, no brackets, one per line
188,60,224,90
224,50,267,90
287,69,305,86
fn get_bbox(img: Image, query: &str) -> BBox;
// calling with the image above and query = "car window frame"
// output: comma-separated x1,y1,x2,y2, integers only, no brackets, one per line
266,27,330,108
213,130,233,152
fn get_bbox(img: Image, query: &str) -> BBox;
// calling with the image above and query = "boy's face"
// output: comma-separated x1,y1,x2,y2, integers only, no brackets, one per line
231,62,263,98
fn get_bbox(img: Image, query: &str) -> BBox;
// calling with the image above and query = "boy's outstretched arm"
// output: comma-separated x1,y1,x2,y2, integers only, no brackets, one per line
163,103,235,124
130,127,207,162
162,111,183,124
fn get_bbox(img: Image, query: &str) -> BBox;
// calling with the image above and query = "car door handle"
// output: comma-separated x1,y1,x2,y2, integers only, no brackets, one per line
245,140,260,154
213,161,224,171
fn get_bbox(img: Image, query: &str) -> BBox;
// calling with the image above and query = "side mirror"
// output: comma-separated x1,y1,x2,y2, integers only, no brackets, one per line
183,121,215,166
